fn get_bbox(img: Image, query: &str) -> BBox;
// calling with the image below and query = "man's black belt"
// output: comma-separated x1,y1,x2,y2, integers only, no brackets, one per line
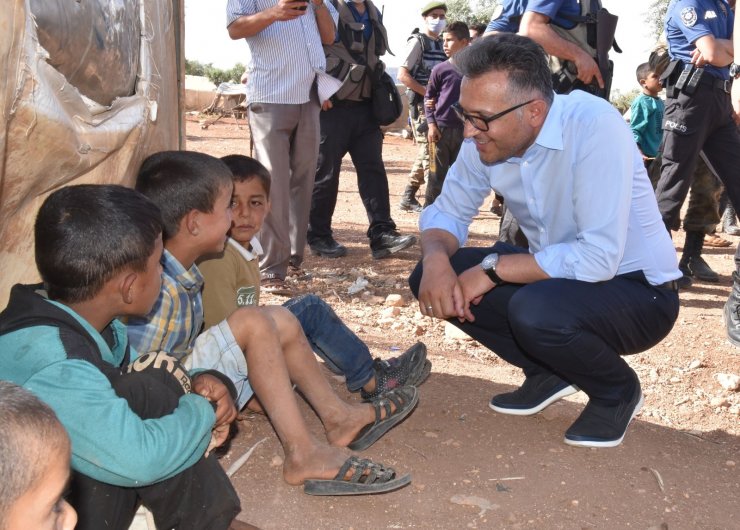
654,280,679,291
699,75,732,94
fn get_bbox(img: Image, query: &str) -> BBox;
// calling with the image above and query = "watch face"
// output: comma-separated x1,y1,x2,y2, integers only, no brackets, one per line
481,253,498,270
730,63,740,79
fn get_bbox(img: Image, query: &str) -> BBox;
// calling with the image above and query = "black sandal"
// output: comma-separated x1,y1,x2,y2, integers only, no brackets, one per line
348,386,418,451
303,456,411,496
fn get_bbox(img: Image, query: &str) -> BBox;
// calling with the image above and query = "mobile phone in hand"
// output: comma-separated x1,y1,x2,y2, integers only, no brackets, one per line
290,0,308,11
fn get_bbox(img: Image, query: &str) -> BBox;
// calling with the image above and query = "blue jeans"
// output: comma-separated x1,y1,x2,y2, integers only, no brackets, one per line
282,294,374,392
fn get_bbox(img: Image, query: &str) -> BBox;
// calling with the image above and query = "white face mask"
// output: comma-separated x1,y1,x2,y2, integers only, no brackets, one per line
426,18,446,34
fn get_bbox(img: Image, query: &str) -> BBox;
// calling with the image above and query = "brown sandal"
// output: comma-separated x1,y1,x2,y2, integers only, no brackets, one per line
704,233,732,248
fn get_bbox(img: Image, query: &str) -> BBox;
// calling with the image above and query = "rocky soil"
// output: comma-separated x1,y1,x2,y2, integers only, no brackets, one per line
186,117,739,530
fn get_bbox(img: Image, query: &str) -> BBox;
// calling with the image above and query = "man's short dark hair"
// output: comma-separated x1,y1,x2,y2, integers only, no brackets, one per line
469,23,486,36
135,151,233,240
445,21,470,41
0,381,69,528
221,154,271,198
457,33,554,105
635,62,652,84
35,185,163,304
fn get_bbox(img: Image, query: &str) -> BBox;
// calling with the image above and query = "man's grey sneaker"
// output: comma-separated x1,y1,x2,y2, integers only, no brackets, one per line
360,342,430,401
370,231,417,259
489,373,578,416
564,382,643,448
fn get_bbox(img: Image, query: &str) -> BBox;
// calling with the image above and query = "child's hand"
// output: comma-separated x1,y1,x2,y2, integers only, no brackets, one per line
193,374,237,427
427,123,441,144
204,424,231,457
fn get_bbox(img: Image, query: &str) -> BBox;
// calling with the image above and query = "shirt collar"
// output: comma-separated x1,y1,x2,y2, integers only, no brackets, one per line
530,92,564,153
161,248,204,293
227,237,262,262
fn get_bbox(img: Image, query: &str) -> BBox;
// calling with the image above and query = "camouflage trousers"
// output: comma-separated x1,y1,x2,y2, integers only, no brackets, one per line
649,153,722,234
406,103,429,189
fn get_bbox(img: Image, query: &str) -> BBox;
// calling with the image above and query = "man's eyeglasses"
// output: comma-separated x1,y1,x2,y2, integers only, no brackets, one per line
452,100,534,132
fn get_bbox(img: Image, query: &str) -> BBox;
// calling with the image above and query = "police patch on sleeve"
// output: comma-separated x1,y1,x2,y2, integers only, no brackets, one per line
680,7,698,27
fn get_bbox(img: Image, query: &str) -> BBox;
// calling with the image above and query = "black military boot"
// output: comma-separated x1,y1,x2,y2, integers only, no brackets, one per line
724,271,740,347
721,204,740,236
679,231,719,282
399,185,423,213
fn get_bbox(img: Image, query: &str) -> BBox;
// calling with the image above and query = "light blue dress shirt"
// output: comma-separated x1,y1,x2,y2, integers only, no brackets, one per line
226,0,339,104
420,91,682,286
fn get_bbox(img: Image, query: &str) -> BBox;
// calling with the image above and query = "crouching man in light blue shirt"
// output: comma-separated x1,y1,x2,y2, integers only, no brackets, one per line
409,33,682,448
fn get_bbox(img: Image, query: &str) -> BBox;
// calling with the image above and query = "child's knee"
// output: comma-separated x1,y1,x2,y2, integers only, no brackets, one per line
226,306,277,348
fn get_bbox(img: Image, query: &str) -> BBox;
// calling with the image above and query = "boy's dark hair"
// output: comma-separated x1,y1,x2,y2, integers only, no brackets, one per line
469,22,486,36
635,62,652,84
457,33,553,105
445,21,470,41
220,154,271,197
0,381,69,526
135,151,233,240
35,185,163,304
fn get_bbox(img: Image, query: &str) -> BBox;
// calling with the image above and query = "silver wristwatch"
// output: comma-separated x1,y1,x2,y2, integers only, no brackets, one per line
481,253,505,285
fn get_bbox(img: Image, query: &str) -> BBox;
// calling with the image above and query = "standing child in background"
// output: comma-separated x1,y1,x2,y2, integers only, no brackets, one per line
0,381,77,530
424,21,470,207
630,62,664,169
198,154,432,402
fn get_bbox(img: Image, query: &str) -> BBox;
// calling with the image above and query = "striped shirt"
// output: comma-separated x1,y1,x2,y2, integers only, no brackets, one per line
226,0,339,104
126,249,204,360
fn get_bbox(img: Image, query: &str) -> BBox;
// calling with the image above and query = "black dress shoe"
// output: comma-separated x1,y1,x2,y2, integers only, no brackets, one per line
370,231,417,259
309,237,347,258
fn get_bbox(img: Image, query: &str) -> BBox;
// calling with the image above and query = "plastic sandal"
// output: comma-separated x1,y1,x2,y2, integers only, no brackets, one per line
348,386,418,451
303,456,411,496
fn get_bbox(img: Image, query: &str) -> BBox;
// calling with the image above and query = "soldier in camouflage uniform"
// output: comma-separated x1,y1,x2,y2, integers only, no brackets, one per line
397,1,448,212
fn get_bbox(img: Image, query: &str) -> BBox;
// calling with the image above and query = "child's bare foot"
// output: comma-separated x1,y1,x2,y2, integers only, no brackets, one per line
324,386,419,450
282,443,353,485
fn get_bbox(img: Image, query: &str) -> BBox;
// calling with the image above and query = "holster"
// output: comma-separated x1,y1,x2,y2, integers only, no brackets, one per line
660,60,682,98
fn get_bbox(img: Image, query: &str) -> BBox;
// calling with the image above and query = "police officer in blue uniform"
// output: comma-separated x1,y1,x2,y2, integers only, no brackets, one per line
655,0,740,345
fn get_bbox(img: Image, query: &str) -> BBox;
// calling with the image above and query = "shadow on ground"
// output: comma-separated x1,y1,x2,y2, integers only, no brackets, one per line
223,368,739,530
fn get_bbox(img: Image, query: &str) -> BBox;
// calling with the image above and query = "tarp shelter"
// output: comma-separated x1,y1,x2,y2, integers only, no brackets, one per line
0,0,185,306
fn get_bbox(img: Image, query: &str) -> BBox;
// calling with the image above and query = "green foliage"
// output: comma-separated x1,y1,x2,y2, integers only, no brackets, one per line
610,88,641,115
445,0,501,26
185,59,246,86
645,0,669,40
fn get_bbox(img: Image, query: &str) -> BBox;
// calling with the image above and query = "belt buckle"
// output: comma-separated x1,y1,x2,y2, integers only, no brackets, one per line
722,80,731,93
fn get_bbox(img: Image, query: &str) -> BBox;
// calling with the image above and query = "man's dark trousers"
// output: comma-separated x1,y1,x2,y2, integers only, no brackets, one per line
656,82,740,269
69,359,240,530
409,243,679,405
308,101,396,242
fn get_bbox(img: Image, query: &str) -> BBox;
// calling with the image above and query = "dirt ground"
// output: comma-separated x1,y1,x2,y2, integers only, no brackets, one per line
185,117,739,530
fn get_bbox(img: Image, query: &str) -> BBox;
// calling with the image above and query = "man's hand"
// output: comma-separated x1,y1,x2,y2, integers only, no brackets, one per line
418,254,467,321
427,123,441,143
732,78,740,125
321,99,334,111
457,264,496,321
573,49,604,88
193,373,237,427
271,0,307,21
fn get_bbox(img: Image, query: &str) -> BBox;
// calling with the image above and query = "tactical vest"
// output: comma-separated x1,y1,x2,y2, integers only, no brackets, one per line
408,31,447,87
324,0,390,101
548,0,619,99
